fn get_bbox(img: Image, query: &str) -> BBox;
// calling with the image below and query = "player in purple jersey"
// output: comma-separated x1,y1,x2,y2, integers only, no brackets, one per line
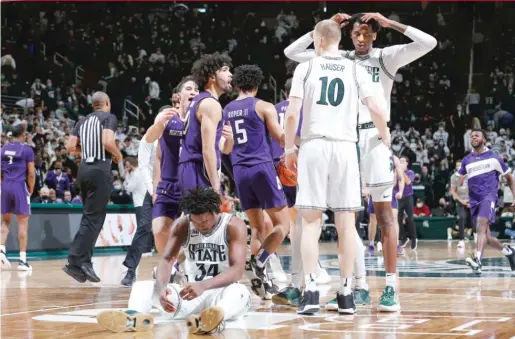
145,77,198,256
457,129,515,274
1,124,36,271
179,53,234,194
223,65,289,299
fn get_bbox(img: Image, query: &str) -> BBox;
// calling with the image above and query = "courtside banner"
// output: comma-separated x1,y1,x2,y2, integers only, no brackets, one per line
94,213,137,248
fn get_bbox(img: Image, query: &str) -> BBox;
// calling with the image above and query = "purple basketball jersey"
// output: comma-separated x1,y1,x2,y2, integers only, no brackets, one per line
270,100,303,162
224,97,273,166
179,91,223,167
160,115,185,183
1,142,34,216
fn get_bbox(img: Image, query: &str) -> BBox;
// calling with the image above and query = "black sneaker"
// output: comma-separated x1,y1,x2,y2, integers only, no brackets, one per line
296,290,320,315
245,256,271,300
465,255,482,275
1,250,11,270
504,245,515,273
337,293,356,314
121,269,136,287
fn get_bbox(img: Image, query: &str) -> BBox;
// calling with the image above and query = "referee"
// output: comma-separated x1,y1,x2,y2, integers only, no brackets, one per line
63,91,122,283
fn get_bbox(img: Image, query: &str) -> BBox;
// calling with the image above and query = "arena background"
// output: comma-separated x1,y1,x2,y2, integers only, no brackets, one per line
2,1,515,255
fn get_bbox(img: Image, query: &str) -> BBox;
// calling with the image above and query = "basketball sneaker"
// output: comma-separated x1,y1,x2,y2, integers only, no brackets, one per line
367,244,375,256
353,288,372,305
1,250,11,270
503,245,515,273
465,255,482,274
267,254,288,283
315,267,331,285
97,309,154,333
400,238,410,248
297,290,320,315
397,245,405,256
18,261,32,271
337,293,356,314
377,286,401,312
245,256,272,300
411,238,418,250
186,306,225,335
272,286,302,306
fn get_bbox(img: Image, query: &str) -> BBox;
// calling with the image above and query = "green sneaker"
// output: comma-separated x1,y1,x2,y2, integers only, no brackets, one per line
272,286,302,306
353,288,371,305
325,295,338,311
377,286,400,312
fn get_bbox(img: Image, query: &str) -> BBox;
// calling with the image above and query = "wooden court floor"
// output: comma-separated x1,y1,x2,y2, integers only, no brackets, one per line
1,241,514,339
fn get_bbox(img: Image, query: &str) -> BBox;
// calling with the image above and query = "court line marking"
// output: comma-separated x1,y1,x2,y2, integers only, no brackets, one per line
0,300,127,317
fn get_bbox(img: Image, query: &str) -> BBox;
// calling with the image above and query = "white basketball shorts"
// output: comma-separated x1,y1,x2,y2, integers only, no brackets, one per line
295,138,363,212
359,127,395,202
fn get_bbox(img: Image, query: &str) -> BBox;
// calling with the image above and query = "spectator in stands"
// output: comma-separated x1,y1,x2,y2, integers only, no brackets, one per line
431,198,452,217
414,198,431,216
433,122,449,145
62,190,73,204
32,187,51,203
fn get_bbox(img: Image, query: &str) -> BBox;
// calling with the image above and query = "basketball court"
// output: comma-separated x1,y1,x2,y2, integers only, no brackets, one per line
1,241,514,338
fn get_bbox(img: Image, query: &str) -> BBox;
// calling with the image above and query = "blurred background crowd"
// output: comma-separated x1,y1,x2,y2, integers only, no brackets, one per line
1,2,514,219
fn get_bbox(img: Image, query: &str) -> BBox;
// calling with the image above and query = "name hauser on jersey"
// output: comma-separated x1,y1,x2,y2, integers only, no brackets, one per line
187,243,227,262
321,63,345,72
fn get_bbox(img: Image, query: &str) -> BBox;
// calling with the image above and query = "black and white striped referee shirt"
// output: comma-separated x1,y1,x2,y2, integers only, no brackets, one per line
72,111,117,164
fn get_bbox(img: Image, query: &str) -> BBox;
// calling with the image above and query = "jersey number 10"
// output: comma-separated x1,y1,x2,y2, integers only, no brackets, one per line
316,76,345,107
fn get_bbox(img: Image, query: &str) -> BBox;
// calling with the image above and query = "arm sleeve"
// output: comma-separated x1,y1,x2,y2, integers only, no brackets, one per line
283,33,316,63
289,62,310,100
138,140,155,194
381,26,438,74
103,114,118,131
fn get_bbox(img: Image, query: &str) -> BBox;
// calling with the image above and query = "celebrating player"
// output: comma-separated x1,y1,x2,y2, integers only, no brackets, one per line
284,12,436,312
1,124,35,271
223,64,290,299
179,53,234,194
284,19,389,315
457,129,515,274
97,188,251,334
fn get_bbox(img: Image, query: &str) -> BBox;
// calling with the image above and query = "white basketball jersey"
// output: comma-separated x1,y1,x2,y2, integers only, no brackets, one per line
289,56,376,142
344,49,395,124
182,213,232,283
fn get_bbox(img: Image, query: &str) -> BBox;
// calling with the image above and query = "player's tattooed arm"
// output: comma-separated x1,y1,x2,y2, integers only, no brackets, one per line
155,217,189,295
200,216,248,291
258,100,284,146
199,98,223,192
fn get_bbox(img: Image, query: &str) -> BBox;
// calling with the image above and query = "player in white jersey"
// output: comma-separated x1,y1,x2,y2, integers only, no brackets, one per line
284,12,436,312
97,188,251,334
284,19,390,315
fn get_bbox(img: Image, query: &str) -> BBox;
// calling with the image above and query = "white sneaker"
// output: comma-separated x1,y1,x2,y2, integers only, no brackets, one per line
315,267,331,285
457,240,465,249
267,254,288,283
1,251,11,270
18,261,32,271
377,242,383,252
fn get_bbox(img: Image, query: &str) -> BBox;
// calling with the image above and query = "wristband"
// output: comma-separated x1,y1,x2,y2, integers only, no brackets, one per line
285,148,297,155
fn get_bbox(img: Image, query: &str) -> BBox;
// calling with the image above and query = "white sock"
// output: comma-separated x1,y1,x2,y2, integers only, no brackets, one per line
20,252,27,263
340,277,352,296
369,240,374,246
502,246,513,256
355,276,368,290
476,251,482,262
386,273,396,290
305,274,317,291
0,245,6,253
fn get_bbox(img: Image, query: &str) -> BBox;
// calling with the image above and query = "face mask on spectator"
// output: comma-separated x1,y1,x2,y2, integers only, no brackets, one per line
417,202,423,208
114,184,122,191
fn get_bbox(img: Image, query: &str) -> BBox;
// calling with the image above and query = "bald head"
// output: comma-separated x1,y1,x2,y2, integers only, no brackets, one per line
314,20,342,45
91,91,110,112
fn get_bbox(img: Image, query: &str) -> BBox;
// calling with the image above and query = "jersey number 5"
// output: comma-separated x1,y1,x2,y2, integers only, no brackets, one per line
316,76,345,107
234,119,248,144
194,263,219,281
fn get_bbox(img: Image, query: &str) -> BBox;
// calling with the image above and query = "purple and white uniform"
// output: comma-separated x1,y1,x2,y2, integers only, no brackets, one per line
270,99,302,208
224,97,286,211
1,142,35,215
152,115,185,220
179,92,223,192
457,148,509,226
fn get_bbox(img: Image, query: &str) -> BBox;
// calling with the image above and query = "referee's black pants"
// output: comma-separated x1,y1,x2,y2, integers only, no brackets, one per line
68,164,112,266
397,195,417,242
123,192,154,270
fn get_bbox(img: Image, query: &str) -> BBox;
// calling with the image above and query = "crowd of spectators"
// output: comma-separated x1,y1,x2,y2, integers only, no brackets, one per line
1,2,513,219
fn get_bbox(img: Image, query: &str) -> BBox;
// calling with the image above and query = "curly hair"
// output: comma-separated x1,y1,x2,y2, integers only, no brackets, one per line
232,64,264,92
348,13,380,33
190,52,232,90
174,75,197,93
179,188,221,215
